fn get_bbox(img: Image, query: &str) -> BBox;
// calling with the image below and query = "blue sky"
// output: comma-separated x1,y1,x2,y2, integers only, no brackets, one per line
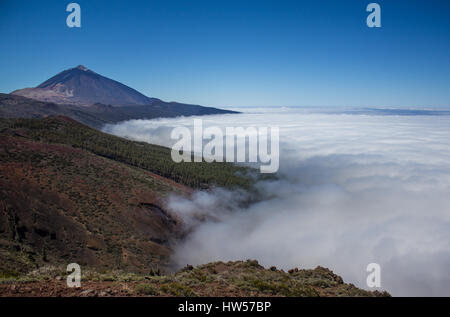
0,0,449,107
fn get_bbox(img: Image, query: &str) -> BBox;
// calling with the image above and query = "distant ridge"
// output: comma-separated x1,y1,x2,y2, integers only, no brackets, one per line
0,93,236,129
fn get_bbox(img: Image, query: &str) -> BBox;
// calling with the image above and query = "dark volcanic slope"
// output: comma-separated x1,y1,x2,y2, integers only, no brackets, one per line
12,65,154,106
0,93,121,128
0,93,236,129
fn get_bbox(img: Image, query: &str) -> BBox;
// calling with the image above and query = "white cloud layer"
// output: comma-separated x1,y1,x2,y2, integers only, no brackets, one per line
103,108,450,296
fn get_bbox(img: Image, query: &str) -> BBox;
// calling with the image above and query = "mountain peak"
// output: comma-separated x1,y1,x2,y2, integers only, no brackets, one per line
11,65,154,106
75,65,89,71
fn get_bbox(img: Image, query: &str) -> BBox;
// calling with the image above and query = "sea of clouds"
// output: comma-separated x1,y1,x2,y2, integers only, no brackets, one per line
103,107,450,296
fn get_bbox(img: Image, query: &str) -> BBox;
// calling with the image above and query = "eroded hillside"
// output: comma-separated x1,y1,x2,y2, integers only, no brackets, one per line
0,116,252,275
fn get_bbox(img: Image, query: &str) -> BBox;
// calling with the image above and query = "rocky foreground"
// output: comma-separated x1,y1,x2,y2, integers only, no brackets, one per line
0,260,390,297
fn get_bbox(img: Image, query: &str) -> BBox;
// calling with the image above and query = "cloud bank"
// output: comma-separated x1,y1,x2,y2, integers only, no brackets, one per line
103,108,450,296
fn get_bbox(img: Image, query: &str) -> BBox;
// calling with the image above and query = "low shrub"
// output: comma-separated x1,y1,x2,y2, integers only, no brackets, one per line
135,283,158,295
